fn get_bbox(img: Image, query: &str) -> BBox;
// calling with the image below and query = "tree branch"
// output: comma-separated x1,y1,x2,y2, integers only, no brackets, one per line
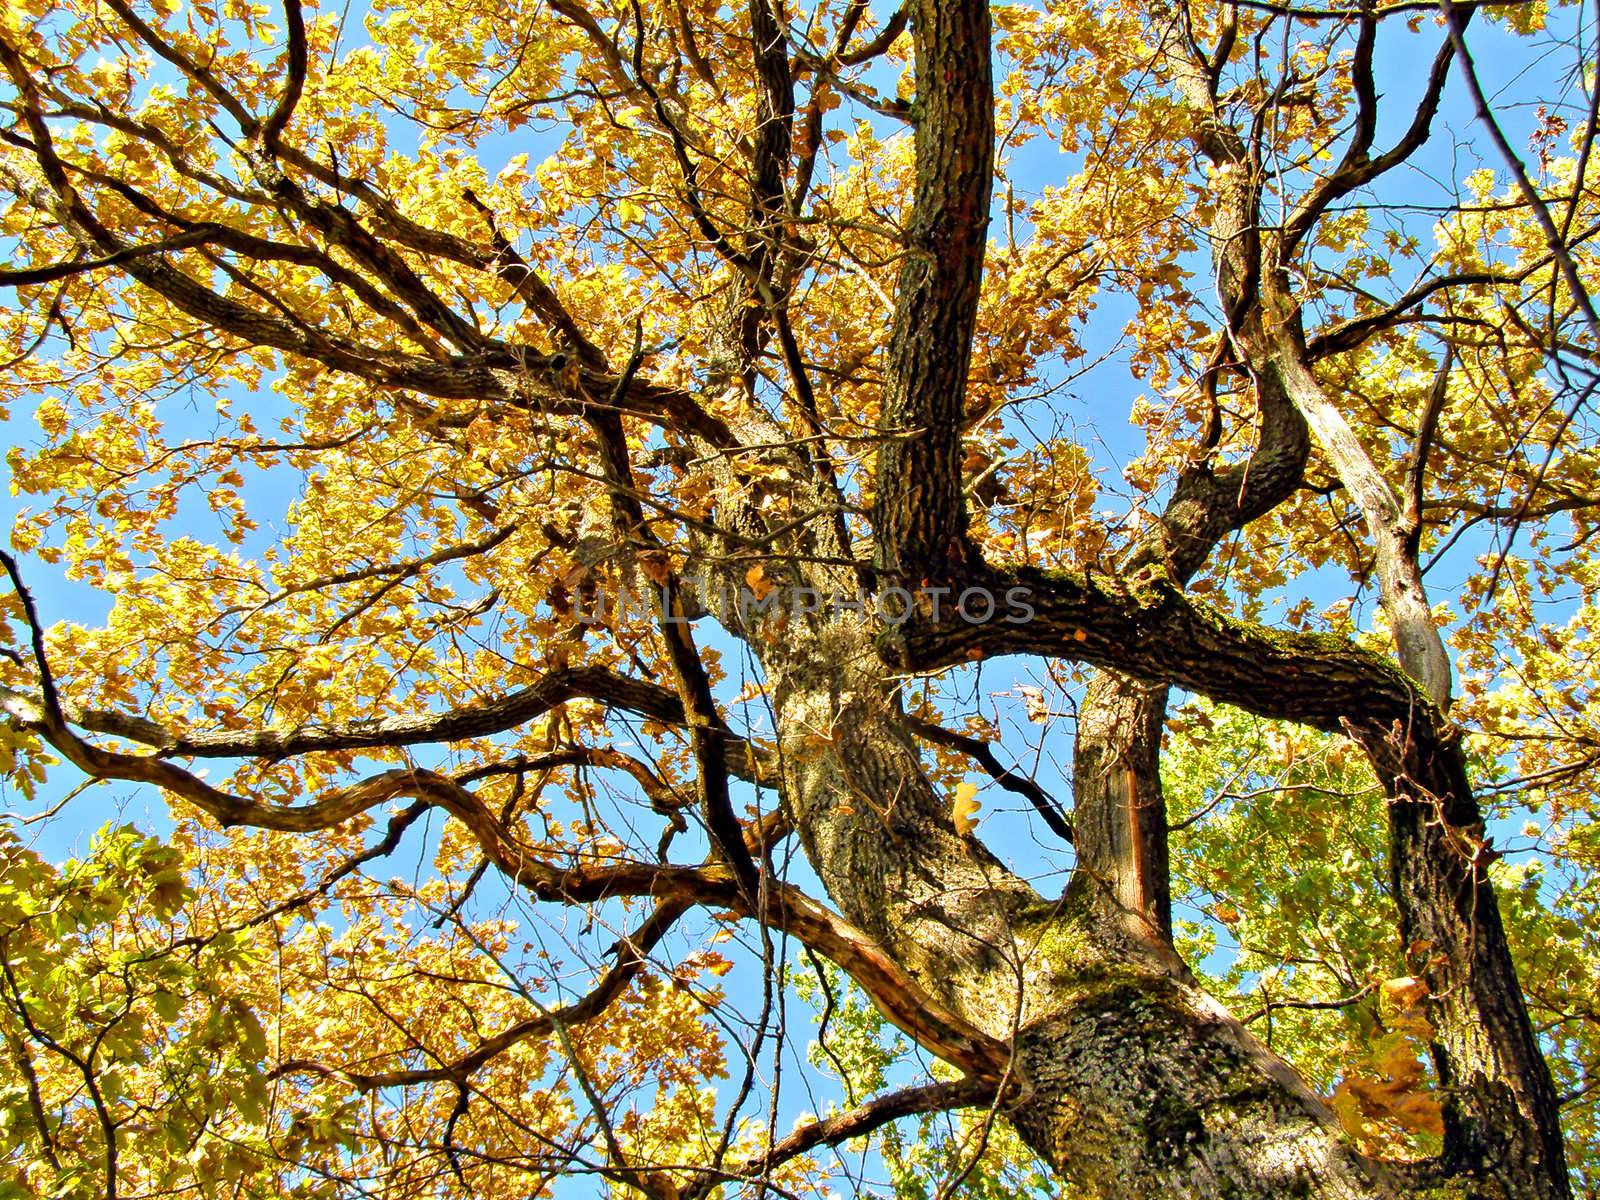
1281,31,1457,255
1439,0,1600,347
261,0,307,149
680,1075,996,1200
872,0,993,579
906,715,1073,844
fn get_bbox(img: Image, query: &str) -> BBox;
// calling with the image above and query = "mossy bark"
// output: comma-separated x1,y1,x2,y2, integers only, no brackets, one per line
744,591,1402,1199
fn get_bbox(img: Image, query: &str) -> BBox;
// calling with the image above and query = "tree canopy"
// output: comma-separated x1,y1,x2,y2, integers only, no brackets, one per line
1,0,1599,1197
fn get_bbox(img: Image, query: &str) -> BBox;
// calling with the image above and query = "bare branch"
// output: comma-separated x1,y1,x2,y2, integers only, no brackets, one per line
907,715,1074,844
680,1076,996,1200
1439,0,1600,346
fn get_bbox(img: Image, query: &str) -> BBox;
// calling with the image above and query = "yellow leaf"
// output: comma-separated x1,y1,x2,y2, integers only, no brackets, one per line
952,781,981,835
639,552,672,586
1381,976,1428,1011
745,563,776,600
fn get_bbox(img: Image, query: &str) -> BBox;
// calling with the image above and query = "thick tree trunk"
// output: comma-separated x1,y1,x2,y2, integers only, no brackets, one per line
1032,362,1397,1194
1006,976,1398,1199
736,583,1403,1198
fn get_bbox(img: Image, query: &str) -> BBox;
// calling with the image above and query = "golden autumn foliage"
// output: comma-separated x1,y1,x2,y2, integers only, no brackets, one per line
0,0,1598,1197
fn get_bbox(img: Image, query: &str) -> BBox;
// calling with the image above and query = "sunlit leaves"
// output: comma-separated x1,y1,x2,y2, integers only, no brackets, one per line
2,0,1599,1194
0,824,270,1200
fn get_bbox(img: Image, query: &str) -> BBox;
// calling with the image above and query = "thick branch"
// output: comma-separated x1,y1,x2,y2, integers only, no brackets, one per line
25,665,770,783
261,0,307,149
872,0,993,578
887,564,1428,736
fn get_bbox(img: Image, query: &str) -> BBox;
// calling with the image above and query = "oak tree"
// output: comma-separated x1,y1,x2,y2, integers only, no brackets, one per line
1,0,1599,1196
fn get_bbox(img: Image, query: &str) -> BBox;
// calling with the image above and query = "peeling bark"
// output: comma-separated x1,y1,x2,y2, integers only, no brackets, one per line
1072,675,1174,942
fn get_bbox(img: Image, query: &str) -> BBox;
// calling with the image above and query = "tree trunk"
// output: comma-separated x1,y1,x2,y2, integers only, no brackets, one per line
1248,290,1569,1199
739,585,1403,1198
1006,978,1398,1199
